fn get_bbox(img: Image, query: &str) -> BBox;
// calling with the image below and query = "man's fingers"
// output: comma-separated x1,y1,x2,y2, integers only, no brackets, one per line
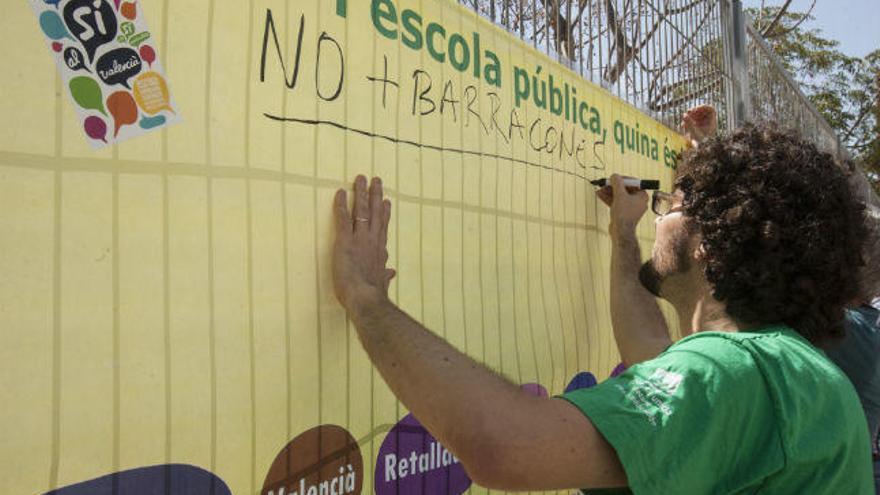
597,186,613,206
334,189,351,234
353,175,370,234
610,174,626,196
681,114,694,133
379,199,392,248
369,177,384,234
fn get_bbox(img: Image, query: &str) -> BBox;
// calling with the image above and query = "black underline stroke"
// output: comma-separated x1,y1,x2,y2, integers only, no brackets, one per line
263,113,591,181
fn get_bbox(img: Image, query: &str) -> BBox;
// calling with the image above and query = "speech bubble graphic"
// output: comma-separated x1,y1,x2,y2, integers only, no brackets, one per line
139,45,155,67
262,425,364,495
40,11,72,40
107,91,138,137
95,47,142,89
129,31,151,47
139,115,166,130
69,76,107,116
121,2,137,20
63,46,91,73
133,71,173,115
120,21,136,39
63,0,118,63
84,116,108,143
118,20,150,47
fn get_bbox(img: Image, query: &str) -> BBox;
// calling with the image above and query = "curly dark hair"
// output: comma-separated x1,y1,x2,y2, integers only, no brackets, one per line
674,123,867,343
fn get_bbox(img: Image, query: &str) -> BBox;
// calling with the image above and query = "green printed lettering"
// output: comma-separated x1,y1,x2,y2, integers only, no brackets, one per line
549,75,563,116
472,33,481,79
448,34,469,72
401,9,423,49
578,101,590,131
613,120,625,155
426,22,446,63
372,0,398,40
336,0,346,17
514,66,530,108
590,107,601,135
483,50,501,87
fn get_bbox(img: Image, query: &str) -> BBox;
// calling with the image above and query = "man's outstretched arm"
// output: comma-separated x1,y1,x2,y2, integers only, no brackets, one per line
599,175,672,365
332,175,627,491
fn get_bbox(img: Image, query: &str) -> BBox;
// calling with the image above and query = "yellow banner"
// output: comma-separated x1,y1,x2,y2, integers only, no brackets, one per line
0,0,686,494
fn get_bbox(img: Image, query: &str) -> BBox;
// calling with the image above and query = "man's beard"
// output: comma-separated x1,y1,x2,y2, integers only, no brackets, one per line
639,234,693,298
639,261,664,297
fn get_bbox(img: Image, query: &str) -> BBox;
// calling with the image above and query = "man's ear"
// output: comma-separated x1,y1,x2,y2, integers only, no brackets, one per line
692,238,707,263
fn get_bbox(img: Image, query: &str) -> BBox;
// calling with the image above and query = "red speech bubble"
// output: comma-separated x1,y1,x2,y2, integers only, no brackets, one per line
106,91,138,137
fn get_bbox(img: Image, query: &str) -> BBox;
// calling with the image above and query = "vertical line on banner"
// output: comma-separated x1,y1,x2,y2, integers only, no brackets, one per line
281,0,293,455
562,161,584,373
313,0,325,431
203,0,219,479
477,30,488,373
523,93,541,387
49,70,63,492
342,0,353,435
492,41,504,383
418,0,428,395
161,169,172,460
111,170,120,490
440,5,449,346
549,159,570,388
536,118,556,393
244,1,258,492
572,184,595,373
505,37,523,386
459,11,469,360
368,1,379,479
394,0,408,426
159,7,172,467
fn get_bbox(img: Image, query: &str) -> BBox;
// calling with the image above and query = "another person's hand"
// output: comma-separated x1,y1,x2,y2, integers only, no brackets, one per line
597,174,648,237
681,104,717,148
333,175,396,316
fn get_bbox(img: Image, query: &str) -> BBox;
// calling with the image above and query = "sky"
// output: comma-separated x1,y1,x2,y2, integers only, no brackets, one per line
743,0,880,58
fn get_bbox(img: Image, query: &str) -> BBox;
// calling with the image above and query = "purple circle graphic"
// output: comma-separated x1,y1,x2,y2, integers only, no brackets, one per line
610,362,627,378
520,382,548,397
375,413,472,495
564,372,598,393
43,464,230,495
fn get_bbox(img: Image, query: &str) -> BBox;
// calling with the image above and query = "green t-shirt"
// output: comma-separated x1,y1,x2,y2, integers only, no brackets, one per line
560,326,874,494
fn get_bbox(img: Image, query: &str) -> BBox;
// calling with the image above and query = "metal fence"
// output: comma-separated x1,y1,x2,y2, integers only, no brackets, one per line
744,14,842,154
460,0,842,155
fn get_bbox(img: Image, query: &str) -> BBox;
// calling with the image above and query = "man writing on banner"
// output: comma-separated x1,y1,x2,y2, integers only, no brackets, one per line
330,120,874,492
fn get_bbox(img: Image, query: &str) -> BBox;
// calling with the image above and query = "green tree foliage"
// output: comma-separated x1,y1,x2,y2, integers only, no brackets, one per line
749,4,879,192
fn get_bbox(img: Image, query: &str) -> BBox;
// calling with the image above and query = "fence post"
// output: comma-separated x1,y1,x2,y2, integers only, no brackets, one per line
722,0,752,128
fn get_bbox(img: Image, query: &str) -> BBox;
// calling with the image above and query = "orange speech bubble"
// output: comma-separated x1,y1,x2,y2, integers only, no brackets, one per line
133,71,173,115
107,91,139,137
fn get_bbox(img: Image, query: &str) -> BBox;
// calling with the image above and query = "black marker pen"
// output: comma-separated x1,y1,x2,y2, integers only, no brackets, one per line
590,177,660,190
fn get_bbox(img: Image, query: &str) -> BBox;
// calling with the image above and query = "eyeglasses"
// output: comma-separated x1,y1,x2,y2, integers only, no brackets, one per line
651,190,681,216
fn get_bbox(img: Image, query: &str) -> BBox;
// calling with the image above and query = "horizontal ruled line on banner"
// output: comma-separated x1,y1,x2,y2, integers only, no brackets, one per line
263,113,594,181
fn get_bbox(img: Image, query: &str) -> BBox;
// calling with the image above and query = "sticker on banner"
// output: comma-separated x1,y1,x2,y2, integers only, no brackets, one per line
29,0,181,148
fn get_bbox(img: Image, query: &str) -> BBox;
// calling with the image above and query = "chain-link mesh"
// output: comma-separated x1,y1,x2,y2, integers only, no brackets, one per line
460,0,842,155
